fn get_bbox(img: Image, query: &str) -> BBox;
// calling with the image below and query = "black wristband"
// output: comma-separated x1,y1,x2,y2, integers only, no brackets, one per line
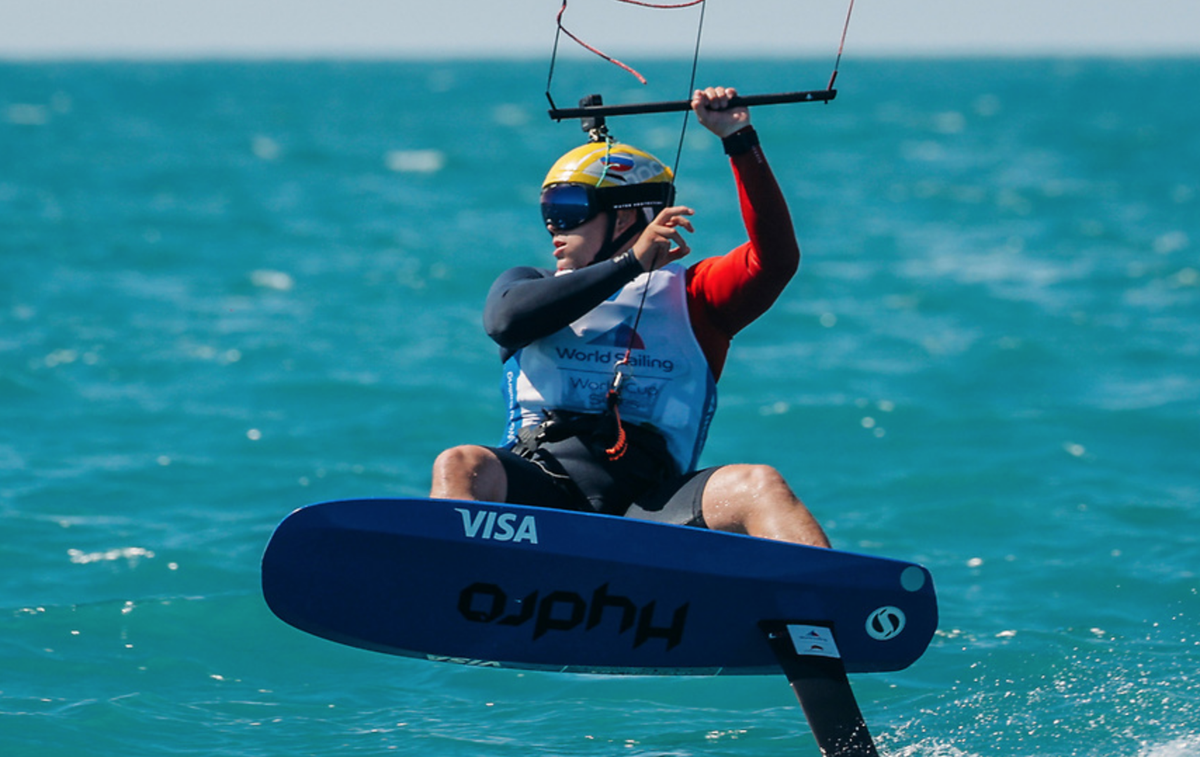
614,249,648,275
722,126,760,156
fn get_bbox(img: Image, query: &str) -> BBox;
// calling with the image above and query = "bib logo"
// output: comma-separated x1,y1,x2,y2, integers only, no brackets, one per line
455,508,538,544
586,322,645,349
458,581,688,650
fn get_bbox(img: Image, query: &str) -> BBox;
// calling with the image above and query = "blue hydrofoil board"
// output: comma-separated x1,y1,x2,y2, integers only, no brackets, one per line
262,498,938,755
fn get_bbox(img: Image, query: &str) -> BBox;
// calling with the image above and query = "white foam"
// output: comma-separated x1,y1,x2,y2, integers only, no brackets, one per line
385,149,445,174
1138,736,1200,757
68,547,155,565
250,269,294,291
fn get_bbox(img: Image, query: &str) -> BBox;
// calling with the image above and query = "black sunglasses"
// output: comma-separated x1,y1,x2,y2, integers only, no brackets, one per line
541,183,675,232
540,183,601,231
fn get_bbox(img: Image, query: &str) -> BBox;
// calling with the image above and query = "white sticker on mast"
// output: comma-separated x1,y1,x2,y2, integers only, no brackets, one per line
786,624,842,659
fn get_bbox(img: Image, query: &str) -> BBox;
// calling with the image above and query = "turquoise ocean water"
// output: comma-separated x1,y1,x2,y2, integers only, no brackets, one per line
2,57,1198,755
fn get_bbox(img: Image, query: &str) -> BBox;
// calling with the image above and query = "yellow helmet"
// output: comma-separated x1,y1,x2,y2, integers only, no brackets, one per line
542,141,673,190
540,141,675,234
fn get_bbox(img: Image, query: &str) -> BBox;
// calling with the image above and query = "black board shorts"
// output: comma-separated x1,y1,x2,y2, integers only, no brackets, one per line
490,446,713,529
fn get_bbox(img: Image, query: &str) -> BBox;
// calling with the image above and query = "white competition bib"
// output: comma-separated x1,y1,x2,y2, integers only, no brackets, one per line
503,263,717,472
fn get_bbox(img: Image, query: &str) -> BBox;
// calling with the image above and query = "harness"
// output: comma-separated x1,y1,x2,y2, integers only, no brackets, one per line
511,408,679,515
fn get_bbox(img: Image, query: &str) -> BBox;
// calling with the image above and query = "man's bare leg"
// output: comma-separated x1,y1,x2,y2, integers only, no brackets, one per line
699,464,831,547
430,445,508,502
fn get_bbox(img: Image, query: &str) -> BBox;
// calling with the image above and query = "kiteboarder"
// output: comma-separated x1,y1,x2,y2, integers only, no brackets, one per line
430,86,829,548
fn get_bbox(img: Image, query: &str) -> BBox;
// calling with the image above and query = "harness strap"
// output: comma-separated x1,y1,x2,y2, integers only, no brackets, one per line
604,403,628,460
513,410,677,475
603,356,633,460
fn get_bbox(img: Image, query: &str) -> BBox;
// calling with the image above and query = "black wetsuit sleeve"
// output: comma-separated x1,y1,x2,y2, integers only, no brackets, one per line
484,252,645,358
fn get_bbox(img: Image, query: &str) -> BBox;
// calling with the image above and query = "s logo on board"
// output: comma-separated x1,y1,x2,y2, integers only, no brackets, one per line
865,606,906,641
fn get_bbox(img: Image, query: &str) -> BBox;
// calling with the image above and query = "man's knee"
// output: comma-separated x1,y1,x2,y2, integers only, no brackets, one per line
433,445,494,477
701,464,827,546
430,445,505,501
719,464,794,499
701,464,787,530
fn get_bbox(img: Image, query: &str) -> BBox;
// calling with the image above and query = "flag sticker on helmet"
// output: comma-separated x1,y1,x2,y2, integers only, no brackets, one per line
600,154,636,173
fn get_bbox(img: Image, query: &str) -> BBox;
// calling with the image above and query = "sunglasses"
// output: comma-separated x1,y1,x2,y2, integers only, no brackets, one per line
540,183,602,231
541,182,675,232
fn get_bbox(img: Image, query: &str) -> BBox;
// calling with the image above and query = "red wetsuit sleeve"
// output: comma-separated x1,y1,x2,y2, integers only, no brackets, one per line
686,129,800,381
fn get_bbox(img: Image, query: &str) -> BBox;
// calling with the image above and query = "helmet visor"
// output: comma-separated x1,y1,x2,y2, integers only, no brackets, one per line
541,183,600,231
